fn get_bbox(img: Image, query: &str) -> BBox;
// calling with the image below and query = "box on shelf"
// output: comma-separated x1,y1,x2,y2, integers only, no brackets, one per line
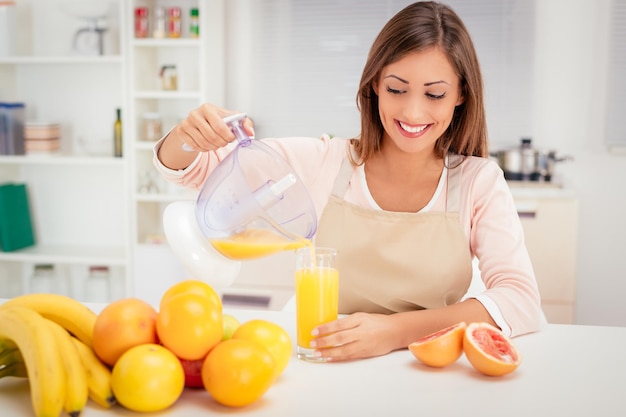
24,122,62,154
0,102,26,155
0,183,36,252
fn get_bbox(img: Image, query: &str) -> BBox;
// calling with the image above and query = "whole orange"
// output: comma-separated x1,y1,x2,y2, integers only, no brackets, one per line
93,298,158,366
202,338,275,407
232,319,292,378
156,292,222,360
159,279,222,311
111,343,184,412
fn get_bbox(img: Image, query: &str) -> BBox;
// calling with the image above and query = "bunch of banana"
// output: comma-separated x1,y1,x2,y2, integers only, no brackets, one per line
0,294,116,417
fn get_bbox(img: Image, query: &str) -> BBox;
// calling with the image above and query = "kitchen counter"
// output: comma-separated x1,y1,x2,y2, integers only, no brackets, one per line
1,305,625,416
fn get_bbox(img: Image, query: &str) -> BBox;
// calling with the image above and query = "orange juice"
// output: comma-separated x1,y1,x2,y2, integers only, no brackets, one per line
295,266,339,349
210,228,310,260
294,247,338,361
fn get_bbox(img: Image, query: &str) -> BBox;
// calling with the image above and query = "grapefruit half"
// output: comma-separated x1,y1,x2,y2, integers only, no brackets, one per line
408,322,466,367
463,322,521,376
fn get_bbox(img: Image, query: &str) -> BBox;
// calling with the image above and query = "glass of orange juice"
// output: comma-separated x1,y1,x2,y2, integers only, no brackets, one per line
295,247,339,362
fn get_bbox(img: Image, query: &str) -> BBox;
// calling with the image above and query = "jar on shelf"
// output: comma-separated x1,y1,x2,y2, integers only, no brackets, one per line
153,6,167,38
142,112,163,141
190,8,199,38
168,7,181,38
134,7,149,38
85,266,111,303
30,263,56,293
159,65,178,90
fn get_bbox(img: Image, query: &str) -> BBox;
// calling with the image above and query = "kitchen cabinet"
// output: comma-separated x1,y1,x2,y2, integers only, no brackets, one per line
0,0,226,302
510,183,579,324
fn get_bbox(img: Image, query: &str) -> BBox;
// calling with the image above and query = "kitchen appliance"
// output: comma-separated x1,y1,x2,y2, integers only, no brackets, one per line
491,138,572,182
163,113,317,288
60,1,108,56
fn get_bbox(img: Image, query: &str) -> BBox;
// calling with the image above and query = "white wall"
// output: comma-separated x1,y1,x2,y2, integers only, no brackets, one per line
531,0,626,327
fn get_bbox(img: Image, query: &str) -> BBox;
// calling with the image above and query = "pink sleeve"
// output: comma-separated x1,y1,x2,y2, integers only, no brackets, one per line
462,159,543,337
153,135,349,221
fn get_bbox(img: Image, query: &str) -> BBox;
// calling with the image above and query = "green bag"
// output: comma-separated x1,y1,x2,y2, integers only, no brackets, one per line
0,183,36,252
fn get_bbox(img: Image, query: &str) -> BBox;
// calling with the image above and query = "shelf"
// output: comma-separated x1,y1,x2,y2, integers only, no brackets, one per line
132,38,201,47
0,56,123,65
0,155,125,166
0,244,127,266
133,91,202,99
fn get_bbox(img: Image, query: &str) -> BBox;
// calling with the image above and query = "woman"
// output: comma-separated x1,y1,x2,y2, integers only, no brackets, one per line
154,1,543,361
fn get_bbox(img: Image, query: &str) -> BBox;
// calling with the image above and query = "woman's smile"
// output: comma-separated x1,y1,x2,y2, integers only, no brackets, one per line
397,120,431,138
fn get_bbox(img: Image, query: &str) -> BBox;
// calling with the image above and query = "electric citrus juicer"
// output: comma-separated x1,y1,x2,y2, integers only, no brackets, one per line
163,113,317,287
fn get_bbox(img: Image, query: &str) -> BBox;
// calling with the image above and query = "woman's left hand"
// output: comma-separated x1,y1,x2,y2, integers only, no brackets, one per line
309,312,401,361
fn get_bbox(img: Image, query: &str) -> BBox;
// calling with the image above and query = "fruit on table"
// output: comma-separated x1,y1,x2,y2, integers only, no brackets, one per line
1,293,98,348
70,337,116,408
93,297,159,367
179,357,206,388
0,305,65,417
463,322,521,376
222,313,241,340
0,296,116,416
157,292,223,360
111,343,185,412
202,338,275,407
409,322,467,368
232,318,293,378
159,279,222,311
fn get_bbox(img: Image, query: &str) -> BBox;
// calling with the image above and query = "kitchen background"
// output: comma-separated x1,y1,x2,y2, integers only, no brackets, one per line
0,0,624,328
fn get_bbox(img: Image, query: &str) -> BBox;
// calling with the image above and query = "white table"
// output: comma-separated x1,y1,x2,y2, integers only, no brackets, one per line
1,306,625,417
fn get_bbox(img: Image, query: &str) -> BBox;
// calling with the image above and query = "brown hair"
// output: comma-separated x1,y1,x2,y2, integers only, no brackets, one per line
352,1,488,164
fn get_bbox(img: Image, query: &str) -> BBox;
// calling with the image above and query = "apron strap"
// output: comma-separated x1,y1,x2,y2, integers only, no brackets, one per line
331,147,355,198
446,154,463,213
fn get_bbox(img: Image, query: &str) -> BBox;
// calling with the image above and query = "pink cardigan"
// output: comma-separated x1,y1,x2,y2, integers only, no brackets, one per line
154,135,543,337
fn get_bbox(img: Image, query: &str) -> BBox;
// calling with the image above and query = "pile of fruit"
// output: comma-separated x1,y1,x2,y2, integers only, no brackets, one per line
408,321,522,376
0,279,292,416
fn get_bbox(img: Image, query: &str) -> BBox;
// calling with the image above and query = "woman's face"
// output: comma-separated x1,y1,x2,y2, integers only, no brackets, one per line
374,47,464,155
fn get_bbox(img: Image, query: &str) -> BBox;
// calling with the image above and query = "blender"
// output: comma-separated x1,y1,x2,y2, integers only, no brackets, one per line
163,113,317,287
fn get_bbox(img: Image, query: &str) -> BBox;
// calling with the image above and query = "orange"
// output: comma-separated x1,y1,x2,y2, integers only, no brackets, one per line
156,292,222,360
159,279,222,311
408,322,466,368
232,319,292,378
111,343,184,412
463,322,521,376
93,298,159,366
202,338,275,407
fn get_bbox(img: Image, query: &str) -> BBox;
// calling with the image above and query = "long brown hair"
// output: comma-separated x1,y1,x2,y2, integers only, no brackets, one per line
352,1,488,164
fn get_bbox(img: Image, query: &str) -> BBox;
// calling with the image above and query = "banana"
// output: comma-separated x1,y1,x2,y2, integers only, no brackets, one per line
0,293,98,348
70,337,116,409
45,320,89,417
0,359,28,379
0,305,65,417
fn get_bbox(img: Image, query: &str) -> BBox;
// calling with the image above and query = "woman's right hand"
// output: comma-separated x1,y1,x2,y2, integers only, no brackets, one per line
157,103,254,170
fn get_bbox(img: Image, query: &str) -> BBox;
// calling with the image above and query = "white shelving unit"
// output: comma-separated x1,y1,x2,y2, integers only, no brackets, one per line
0,0,129,301
0,0,225,303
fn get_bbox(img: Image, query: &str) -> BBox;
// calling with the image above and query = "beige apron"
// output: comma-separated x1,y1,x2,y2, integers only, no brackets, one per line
314,151,472,314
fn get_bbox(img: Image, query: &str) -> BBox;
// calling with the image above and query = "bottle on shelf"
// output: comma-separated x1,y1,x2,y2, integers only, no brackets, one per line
153,6,167,39
168,7,181,38
114,108,123,157
134,7,149,38
190,8,199,38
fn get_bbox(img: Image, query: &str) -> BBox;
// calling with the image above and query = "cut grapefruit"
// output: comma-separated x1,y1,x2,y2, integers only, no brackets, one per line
408,322,466,367
463,322,521,376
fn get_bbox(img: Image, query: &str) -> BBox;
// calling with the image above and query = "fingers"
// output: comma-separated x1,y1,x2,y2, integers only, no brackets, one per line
178,104,252,152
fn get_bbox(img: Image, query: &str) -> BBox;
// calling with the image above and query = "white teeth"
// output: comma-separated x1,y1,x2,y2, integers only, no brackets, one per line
399,121,427,133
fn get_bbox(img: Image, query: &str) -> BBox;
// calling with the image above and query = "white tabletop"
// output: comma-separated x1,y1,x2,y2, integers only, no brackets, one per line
1,306,625,417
